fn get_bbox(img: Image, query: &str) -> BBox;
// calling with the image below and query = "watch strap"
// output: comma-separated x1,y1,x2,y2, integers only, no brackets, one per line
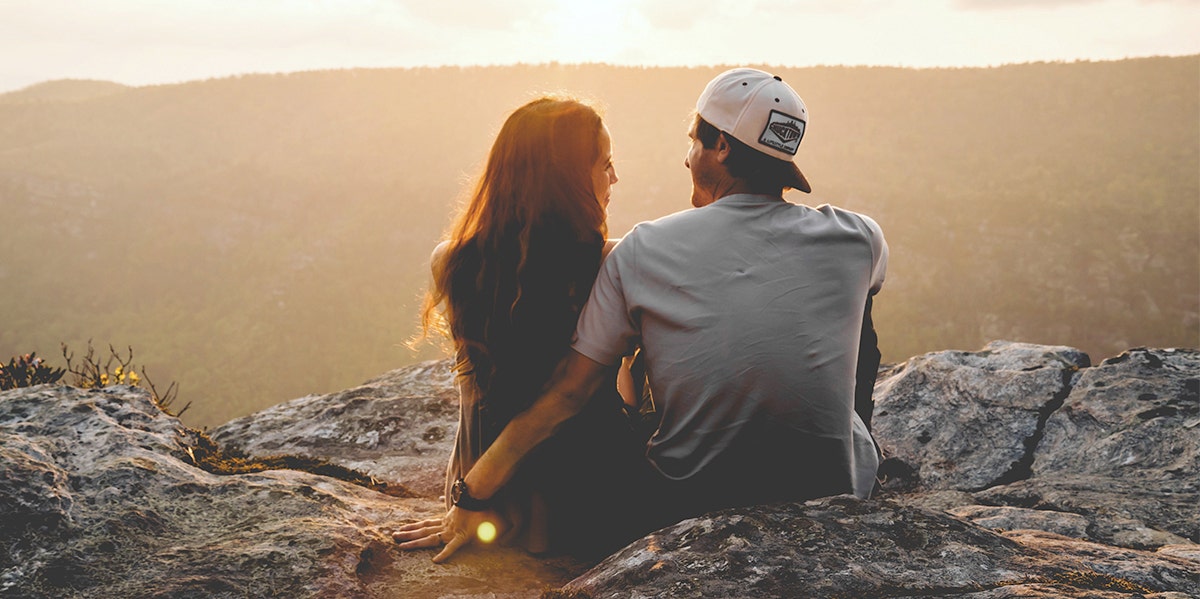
451,477,491,511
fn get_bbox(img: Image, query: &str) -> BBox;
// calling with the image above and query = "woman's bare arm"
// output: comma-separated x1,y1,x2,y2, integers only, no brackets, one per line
394,349,610,562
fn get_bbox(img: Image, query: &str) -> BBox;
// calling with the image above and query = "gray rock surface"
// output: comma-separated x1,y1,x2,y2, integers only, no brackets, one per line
972,476,1197,549
870,343,1197,550
565,342,1199,598
4,341,1197,598
946,505,1092,539
562,497,1199,599
872,341,1091,491
0,384,586,598
968,347,1199,549
211,359,458,497
1035,347,1198,483
1000,530,1200,596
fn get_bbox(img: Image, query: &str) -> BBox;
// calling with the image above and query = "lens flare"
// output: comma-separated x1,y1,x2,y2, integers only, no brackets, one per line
476,521,497,544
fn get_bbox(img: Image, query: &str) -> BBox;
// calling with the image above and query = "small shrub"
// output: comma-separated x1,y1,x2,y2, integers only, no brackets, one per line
61,341,189,417
0,352,66,390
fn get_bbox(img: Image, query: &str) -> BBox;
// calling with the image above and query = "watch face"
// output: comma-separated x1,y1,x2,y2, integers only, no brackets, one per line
451,480,464,504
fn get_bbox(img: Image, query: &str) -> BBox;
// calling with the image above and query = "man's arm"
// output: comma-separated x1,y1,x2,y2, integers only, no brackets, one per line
394,349,611,562
854,294,881,433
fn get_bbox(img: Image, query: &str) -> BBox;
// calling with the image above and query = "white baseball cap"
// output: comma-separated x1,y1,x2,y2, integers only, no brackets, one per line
696,68,811,193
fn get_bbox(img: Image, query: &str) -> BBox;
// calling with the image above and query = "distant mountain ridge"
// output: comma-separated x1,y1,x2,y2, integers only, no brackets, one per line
0,58,1195,427
0,79,130,104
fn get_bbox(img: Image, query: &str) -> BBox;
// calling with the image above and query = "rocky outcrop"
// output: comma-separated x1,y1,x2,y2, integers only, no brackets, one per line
211,360,458,498
0,384,586,598
2,341,1197,598
877,344,1198,552
559,343,1199,598
871,342,1091,491
561,498,1199,599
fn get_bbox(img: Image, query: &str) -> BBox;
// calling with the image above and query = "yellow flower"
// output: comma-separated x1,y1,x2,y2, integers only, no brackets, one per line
100,373,109,386
128,371,140,384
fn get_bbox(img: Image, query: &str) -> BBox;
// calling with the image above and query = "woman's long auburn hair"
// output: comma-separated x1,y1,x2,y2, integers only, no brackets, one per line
421,96,609,409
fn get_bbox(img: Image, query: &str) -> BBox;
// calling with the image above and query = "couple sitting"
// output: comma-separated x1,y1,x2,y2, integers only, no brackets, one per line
395,68,888,563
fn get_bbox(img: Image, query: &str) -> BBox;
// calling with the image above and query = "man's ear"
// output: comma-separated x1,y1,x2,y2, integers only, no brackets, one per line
715,133,733,163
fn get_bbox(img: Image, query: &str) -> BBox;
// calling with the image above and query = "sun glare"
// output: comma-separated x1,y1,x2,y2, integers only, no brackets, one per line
544,0,635,63
476,521,498,543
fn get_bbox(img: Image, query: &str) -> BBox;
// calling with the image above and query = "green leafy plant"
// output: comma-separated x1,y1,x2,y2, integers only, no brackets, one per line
61,341,189,417
0,352,66,390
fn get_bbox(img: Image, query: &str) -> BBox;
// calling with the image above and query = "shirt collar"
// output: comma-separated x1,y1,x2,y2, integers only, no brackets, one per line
710,193,787,207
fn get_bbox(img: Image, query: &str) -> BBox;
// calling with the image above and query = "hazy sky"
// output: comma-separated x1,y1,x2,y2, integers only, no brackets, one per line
2,0,1198,93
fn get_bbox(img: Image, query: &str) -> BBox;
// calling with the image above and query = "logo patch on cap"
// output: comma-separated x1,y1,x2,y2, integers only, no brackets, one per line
759,110,805,156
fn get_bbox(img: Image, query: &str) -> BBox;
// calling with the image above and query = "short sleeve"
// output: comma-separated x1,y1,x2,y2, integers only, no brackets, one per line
859,213,888,294
571,235,641,366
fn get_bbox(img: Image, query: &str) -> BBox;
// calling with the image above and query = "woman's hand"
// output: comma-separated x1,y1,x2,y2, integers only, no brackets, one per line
392,507,501,563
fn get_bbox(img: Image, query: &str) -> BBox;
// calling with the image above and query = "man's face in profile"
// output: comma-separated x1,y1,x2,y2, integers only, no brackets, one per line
684,118,719,208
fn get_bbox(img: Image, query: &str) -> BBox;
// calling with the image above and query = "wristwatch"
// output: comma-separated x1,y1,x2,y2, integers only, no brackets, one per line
450,477,491,511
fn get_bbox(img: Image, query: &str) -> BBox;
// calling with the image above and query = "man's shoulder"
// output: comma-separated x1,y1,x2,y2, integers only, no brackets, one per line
615,209,709,249
640,206,712,230
809,204,888,287
810,202,872,221
810,203,885,238
612,201,885,257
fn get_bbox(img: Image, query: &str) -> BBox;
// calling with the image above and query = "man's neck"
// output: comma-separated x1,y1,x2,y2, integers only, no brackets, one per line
721,179,784,199
701,171,784,205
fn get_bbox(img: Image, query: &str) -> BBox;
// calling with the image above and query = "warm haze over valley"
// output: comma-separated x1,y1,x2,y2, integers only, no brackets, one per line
1,1,1197,427
3,0,1199,93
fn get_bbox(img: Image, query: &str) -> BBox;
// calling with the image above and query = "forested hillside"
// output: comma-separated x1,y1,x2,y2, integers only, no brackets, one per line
1,57,1196,427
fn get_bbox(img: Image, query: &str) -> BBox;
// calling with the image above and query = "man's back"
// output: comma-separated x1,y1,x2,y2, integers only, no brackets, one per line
395,69,891,563
573,194,887,497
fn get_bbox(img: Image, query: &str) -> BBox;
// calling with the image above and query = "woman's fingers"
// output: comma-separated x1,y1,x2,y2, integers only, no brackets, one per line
396,531,445,550
394,517,442,533
392,528,430,543
391,508,492,562
392,523,442,543
432,531,470,563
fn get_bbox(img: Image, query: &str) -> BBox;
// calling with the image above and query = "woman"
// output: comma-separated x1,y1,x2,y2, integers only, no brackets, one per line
395,96,641,560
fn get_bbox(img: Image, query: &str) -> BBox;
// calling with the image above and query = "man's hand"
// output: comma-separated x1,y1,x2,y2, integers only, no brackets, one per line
392,507,501,563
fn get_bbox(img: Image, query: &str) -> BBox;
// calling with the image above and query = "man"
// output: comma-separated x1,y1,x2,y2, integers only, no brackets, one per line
397,68,887,562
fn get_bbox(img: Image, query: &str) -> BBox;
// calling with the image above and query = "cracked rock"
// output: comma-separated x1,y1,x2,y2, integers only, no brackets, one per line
871,341,1090,492
1033,347,1199,484
970,348,1199,550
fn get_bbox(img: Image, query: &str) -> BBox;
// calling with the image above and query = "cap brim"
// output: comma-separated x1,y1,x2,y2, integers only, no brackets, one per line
788,162,811,193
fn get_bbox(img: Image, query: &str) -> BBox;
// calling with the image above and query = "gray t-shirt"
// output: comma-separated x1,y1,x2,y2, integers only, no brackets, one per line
572,194,887,490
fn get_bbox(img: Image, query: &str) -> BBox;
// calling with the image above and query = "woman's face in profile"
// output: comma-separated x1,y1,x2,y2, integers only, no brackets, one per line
591,125,618,212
